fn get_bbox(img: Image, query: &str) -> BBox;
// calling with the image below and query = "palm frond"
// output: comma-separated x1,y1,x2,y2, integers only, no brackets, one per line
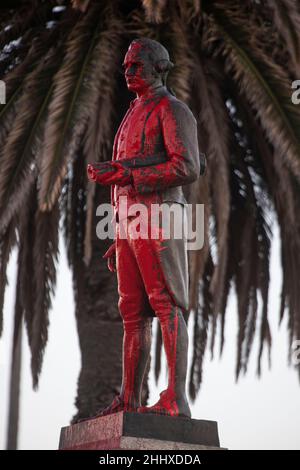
141,0,202,24
0,218,17,336
16,178,59,388
235,150,271,379
0,4,36,51
0,28,36,78
81,7,124,264
188,170,210,311
0,7,76,148
0,45,65,235
232,87,300,372
12,244,24,352
187,108,211,312
31,201,59,388
204,1,300,181
38,3,107,212
60,147,86,308
71,0,91,13
17,184,37,354
188,255,213,400
190,54,231,353
266,0,300,76
163,11,195,103
141,0,167,23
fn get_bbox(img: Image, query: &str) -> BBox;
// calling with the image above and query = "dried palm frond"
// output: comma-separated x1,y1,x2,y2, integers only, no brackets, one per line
142,0,167,23
204,1,300,181
17,184,37,355
188,168,211,311
0,28,39,78
142,0,202,24
190,53,230,354
0,45,65,235
0,5,36,51
81,7,124,264
231,86,300,374
14,175,59,388
266,0,300,76
0,7,75,149
38,3,107,212
31,200,59,388
188,255,213,400
232,146,271,379
60,147,86,295
163,11,194,103
12,256,23,349
128,6,160,41
187,85,211,312
71,0,91,13
82,10,123,164
0,218,17,335
0,40,50,140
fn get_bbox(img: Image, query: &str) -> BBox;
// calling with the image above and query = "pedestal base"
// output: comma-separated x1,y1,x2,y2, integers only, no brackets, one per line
59,412,222,450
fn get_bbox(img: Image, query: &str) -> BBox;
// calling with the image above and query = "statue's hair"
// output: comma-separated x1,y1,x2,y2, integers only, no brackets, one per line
130,37,174,85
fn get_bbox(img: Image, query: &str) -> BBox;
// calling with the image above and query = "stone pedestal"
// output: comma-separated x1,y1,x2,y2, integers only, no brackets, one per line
59,412,222,450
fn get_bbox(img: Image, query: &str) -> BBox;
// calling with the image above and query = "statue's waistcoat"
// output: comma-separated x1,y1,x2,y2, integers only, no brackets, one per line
111,86,192,214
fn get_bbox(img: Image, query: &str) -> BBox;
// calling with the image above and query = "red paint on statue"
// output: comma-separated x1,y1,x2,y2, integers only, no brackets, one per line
116,216,187,416
84,38,201,422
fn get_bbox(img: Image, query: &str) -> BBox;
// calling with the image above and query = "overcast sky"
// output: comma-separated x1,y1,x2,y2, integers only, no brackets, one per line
1,222,300,450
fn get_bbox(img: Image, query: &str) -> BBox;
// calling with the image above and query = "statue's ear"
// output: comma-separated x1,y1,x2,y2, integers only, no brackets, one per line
151,64,160,78
154,59,174,74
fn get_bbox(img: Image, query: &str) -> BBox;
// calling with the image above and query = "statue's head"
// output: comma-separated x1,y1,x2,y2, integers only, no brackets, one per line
123,38,174,94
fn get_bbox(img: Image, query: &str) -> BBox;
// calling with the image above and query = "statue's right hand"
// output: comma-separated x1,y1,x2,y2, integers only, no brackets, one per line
102,242,116,272
87,164,97,182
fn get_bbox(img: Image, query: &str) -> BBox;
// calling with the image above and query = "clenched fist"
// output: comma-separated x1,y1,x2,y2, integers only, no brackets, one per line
87,161,132,187
102,242,116,272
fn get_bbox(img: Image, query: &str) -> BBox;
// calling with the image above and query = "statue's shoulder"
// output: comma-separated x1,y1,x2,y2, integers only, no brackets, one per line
158,91,196,123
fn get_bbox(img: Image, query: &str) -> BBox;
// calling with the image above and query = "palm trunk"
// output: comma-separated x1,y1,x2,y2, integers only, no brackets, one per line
6,311,22,449
71,185,124,423
73,317,124,422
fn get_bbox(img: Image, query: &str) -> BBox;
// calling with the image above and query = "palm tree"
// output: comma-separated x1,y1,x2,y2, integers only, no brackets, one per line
1,0,300,438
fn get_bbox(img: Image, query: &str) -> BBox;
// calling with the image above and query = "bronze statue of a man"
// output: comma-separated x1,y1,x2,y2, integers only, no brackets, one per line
87,37,202,419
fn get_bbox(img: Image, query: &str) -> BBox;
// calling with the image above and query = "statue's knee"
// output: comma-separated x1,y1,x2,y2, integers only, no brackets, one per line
123,317,152,335
148,290,174,322
118,294,144,322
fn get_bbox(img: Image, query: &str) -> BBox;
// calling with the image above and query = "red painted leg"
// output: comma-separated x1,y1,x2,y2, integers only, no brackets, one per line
119,318,152,408
137,306,191,418
125,218,191,418
77,222,153,422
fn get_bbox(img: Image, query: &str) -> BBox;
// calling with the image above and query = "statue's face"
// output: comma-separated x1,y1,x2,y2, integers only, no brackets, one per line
123,42,159,94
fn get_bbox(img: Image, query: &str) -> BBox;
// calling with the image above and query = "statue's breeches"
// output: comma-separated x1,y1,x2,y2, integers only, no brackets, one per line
116,207,189,327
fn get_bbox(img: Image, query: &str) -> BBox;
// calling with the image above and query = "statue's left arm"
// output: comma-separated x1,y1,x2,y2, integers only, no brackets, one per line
131,99,200,193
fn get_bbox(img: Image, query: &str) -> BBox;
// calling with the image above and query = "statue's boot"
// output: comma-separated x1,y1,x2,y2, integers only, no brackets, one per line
138,389,191,418
78,318,152,422
86,394,135,418
138,306,191,418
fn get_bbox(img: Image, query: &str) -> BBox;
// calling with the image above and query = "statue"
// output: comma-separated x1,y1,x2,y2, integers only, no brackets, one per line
86,38,204,419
